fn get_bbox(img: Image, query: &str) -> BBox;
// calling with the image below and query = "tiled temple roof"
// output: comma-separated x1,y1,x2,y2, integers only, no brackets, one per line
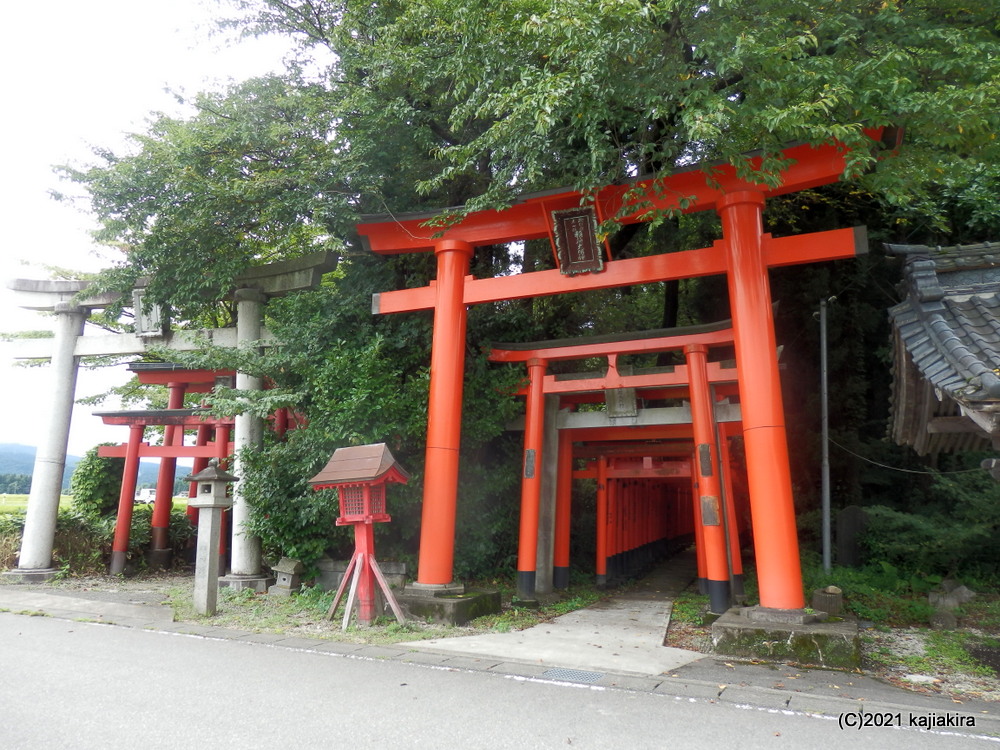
886,241,1000,455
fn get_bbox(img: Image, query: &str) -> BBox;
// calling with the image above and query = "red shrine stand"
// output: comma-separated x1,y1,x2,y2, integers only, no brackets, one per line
309,443,409,629
359,128,897,614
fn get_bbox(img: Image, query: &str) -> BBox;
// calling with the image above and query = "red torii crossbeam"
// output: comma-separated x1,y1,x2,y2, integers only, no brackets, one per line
361,133,885,610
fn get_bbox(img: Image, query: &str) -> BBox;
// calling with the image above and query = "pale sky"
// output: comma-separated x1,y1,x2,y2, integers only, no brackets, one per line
0,0,296,455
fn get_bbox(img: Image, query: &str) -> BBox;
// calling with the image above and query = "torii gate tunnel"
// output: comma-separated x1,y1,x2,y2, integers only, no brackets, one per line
489,322,749,615
360,131,889,611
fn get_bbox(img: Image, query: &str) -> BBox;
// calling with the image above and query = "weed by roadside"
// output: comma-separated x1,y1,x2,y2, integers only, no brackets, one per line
162,578,610,646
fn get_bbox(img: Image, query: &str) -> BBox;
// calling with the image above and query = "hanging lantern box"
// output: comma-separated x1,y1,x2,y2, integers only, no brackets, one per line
308,443,409,525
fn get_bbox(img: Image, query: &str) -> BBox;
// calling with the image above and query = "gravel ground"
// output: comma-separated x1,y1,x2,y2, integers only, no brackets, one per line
665,618,1000,704
862,627,1000,703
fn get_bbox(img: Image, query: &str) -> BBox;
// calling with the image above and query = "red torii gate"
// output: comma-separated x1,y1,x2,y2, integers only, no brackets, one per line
96,364,299,573
489,323,744,611
360,133,885,611
97,366,237,574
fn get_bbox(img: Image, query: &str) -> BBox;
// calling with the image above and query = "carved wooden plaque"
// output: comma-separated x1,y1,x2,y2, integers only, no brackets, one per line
552,207,604,275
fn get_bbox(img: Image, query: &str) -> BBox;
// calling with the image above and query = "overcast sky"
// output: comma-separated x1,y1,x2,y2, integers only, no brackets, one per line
0,0,294,456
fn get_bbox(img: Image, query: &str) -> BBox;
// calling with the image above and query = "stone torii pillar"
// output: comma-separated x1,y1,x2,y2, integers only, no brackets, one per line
2,281,116,582
222,288,267,589
14,303,86,578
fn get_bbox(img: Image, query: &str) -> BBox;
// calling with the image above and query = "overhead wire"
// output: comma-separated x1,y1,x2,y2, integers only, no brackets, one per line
829,437,983,475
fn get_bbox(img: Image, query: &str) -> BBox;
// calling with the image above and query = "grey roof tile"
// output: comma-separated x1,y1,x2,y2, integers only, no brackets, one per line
886,242,1000,453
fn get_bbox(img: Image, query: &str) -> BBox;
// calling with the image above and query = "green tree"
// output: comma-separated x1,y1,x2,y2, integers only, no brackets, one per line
0,474,31,494
58,76,349,323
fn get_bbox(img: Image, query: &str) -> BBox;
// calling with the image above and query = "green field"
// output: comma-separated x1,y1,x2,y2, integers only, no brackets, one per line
0,494,73,514
0,495,191,514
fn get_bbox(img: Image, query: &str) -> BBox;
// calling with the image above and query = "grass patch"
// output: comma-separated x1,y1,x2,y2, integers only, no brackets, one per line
865,629,999,681
166,584,468,645
957,596,1000,630
670,592,710,625
901,631,997,678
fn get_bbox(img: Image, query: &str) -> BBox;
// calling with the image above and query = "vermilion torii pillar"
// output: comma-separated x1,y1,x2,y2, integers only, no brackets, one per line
685,343,730,614
413,240,474,590
149,380,186,567
719,192,802,608
516,357,548,599
360,132,887,608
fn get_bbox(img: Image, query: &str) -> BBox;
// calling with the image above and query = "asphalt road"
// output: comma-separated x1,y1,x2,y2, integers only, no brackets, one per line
1,613,994,749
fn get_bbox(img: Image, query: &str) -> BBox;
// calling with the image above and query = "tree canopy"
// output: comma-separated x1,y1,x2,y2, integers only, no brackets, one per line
228,0,999,221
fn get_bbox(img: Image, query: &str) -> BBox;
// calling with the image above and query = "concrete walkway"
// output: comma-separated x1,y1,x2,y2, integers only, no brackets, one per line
402,554,699,677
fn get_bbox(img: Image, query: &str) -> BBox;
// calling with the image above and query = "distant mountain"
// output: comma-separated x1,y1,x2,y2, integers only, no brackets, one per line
0,444,192,492
0,444,39,477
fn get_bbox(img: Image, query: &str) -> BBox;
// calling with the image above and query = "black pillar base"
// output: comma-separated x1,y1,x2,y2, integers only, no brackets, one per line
515,570,536,602
707,578,731,615
146,548,173,571
731,573,746,600
553,566,570,590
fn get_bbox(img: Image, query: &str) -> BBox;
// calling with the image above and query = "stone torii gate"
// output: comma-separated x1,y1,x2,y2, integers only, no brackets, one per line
359,133,888,612
2,252,335,584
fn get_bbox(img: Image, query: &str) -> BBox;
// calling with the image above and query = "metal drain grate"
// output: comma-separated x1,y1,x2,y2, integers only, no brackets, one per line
540,668,605,684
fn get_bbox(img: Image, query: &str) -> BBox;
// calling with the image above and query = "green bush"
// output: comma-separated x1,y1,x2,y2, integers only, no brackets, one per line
0,511,25,569
801,553,938,626
70,445,125,518
860,468,1000,581
0,504,195,575
52,509,113,574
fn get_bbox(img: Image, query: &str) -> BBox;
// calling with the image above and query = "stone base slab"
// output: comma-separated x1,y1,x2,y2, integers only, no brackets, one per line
219,574,275,593
404,581,466,598
398,589,501,626
1,568,59,584
740,605,827,625
316,558,408,592
712,607,860,669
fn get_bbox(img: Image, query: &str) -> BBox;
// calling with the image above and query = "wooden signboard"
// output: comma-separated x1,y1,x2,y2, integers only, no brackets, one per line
552,207,604,275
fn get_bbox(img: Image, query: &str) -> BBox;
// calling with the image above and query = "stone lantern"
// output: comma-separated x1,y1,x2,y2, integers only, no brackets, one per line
182,459,236,615
268,557,305,597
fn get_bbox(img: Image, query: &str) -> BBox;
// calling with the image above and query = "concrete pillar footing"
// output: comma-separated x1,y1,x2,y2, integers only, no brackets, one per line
146,549,173,571
712,606,859,669
218,574,274,593
740,605,827,625
1,568,59,583
404,581,466,598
